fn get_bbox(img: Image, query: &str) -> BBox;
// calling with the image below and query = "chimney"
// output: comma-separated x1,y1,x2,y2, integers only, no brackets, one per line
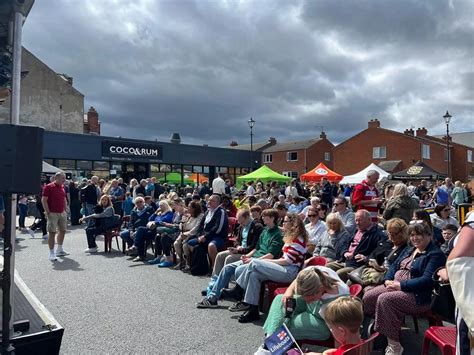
416,127,428,138
404,128,414,136
268,137,277,144
230,141,238,147
86,106,100,135
368,118,381,129
320,131,327,139
170,133,181,144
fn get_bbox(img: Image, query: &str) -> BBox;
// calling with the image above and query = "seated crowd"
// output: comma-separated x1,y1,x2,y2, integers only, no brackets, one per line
73,172,471,355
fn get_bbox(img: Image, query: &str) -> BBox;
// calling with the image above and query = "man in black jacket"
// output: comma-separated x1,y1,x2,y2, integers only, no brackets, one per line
212,209,263,276
80,176,100,227
326,209,385,282
184,194,229,271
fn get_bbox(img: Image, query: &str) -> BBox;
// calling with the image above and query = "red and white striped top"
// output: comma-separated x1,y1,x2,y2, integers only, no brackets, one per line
352,179,380,223
281,236,307,267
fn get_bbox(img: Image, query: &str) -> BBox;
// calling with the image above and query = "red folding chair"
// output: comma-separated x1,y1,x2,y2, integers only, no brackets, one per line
339,332,379,355
306,255,327,267
104,214,123,253
422,326,456,355
349,284,363,297
225,217,238,248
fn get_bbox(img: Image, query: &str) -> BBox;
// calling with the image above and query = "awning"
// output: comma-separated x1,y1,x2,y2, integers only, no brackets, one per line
300,163,343,182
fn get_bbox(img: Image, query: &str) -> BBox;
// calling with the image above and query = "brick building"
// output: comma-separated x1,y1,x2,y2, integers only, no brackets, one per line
334,119,474,182
260,132,335,178
83,106,101,135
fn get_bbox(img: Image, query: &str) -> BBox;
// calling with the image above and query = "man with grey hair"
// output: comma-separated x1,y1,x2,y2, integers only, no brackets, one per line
42,172,68,261
351,169,382,224
333,196,356,236
326,209,384,282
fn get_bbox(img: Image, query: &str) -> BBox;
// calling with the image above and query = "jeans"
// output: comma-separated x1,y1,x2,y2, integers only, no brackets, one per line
86,227,104,248
208,260,244,299
85,203,96,228
133,226,156,257
213,250,241,276
120,229,134,247
18,203,28,228
236,259,300,306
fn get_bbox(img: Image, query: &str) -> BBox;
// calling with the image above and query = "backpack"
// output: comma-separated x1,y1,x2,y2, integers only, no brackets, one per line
190,244,209,276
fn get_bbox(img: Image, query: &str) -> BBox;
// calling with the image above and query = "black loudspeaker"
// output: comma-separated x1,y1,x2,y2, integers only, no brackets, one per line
0,124,44,194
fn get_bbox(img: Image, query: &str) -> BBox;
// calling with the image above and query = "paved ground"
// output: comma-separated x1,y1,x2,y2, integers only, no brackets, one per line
9,217,434,354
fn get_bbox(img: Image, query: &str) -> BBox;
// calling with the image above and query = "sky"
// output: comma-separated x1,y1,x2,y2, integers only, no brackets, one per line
23,0,473,147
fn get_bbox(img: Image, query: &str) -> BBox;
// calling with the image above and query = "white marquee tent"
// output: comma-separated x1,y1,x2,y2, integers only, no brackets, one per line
42,161,63,174
339,163,389,185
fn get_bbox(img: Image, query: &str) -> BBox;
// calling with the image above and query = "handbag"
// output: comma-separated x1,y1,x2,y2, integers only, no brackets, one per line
431,269,456,324
347,266,366,285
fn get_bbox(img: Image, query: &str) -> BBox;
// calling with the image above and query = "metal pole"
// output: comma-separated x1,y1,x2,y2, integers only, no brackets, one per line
446,123,450,177
250,126,253,171
2,9,24,354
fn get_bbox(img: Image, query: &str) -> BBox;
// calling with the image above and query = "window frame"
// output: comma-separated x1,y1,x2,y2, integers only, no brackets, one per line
372,146,387,159
422,144,431,160
286,151,298,162
324,152,331,161
468,150,473,163
263,153,273,163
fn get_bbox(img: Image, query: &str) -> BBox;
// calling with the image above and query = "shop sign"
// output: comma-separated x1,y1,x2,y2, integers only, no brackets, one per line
102,141,163,161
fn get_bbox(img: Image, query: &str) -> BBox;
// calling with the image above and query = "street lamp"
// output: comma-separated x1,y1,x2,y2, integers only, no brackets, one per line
248,117,255,171
443,111,452,178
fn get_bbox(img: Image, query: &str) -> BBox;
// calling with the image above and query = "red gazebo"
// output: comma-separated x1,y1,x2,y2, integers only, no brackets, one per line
301,163,343,182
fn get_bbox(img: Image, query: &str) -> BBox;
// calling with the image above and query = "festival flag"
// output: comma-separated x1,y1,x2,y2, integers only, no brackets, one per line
264,324,303,355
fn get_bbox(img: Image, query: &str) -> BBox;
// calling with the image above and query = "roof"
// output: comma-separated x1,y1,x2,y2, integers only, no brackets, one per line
391,161,445,180
263,138,322,153
228,142,273,151
0,1,35,40
377,160,402,173
433,132,474,148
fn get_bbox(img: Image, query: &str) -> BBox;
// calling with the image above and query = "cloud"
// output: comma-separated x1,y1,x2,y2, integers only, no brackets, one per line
23,0,473,146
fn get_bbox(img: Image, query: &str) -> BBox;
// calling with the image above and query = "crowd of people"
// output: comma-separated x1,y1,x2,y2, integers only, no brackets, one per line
3,170,473,355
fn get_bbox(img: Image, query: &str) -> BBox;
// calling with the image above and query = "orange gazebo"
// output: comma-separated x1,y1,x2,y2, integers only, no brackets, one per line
300,163,343,182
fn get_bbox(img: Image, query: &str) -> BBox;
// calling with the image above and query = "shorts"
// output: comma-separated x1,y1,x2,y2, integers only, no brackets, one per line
187,237,226,250
47,212,67,233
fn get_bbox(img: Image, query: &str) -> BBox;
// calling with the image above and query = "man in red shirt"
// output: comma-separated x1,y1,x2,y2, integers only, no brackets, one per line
351,170,382,224
42,172,68,261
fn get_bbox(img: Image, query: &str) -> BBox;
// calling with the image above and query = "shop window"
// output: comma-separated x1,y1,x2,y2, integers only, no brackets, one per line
193,165,203,173
57,159,75,170
183,165,193,173
77,160,93,170
172,165,182,173
93,161,110,171
218,167,228,173
160,164,171,172
203,166,210,174
150,164,160,172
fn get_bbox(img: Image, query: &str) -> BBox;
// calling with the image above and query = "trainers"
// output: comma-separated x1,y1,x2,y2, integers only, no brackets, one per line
42,234,49,240
196,297,218,309
147,257,161,265
238,308,260,323
132,256,145,262
27,229,35,238
84,247,98,253
385,341,404,355
228,301,250,312
158,260,173,268
56,250,69,257
49,254,57,262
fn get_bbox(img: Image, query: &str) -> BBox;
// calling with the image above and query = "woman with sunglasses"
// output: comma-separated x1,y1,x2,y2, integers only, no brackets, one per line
263,264,349,341
362,222,446,355
431,204,459,230
226,213,308,323
412,209,443,246
305,206,327,254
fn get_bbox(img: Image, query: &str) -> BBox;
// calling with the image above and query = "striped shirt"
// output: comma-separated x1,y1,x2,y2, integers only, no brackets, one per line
281,236,307,267
352,179,379,223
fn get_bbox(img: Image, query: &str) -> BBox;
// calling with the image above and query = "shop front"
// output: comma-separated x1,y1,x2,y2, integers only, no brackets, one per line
43,131,256,185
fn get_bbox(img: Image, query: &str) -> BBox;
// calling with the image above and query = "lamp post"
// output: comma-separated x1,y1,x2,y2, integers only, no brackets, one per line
443,111,452,178
248,117,255,171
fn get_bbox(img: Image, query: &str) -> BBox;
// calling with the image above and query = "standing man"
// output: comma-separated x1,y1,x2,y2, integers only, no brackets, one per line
212,173,226,196
42,172,68,261
351,170,382,224
109,179,124,216
81,176,100,226
321,177,333,208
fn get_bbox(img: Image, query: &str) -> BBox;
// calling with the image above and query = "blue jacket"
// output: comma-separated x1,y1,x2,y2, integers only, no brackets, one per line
385,241,446,305
128,206,154,230
342,225,386,268
149,211,174,224
198,206,229,242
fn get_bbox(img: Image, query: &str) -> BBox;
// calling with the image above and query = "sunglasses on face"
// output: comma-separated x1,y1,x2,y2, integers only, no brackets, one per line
307,214,317,217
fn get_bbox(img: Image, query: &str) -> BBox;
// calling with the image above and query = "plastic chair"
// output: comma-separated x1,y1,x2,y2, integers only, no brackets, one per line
119,215,131,253
103,214,123,253
225,217,238,248
340,332,379,355
306,256,327,267
349,284,363,297
422,326,456,355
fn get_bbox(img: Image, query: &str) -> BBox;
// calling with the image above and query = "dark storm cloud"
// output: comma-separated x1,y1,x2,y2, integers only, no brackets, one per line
22,0,473,147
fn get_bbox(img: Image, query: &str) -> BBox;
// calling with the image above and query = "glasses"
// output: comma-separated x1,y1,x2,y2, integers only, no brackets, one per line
410,220,425,225
307,214,317,217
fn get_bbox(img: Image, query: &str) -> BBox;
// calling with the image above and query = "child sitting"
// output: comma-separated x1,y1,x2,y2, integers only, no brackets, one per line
440,224,457,256
306,296,364,355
